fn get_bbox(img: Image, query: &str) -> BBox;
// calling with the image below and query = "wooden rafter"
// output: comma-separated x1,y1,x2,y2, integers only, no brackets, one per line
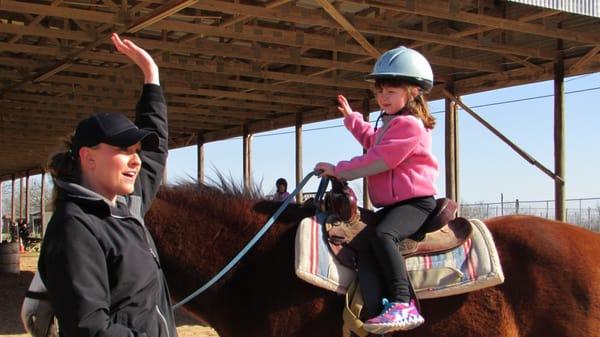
315,0,380,58
0,0,599,176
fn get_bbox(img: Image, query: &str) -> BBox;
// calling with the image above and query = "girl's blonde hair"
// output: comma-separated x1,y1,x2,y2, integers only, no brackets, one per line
374,78,436,129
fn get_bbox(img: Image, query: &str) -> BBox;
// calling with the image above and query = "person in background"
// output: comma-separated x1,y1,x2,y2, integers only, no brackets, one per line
272,177,291,202
19,220,30,250
38,33,177,337
314,46,439,334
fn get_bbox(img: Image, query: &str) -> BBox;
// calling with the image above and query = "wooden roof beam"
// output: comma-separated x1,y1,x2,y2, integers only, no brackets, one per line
1,95,252,125
126,0,199,33
355,19,554,60
503,54,545,73
7,0,63,44
0,43,370,90
342,0,600,46
315,0,380,58
150,18,369,55
568,46,600,73
191,0,555,60
0,0,199,97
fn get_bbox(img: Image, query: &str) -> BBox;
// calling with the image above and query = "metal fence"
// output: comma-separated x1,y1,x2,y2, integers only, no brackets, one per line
302,193,600,232
460,197,600,232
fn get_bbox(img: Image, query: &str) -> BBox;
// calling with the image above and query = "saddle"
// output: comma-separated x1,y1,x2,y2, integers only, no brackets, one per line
323,180,470,269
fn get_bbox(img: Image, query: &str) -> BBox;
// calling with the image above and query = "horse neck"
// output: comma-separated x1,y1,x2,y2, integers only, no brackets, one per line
145,185,314,314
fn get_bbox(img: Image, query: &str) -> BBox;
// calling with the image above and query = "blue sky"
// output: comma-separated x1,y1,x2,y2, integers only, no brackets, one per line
166,73,600,205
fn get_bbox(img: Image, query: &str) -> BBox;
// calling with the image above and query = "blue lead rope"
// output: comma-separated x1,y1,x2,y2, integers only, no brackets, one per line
172,171,320,309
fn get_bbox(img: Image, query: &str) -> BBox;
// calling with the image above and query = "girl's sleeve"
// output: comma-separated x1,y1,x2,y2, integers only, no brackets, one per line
134,84,168,216
344,111,375,149
335,116,422,180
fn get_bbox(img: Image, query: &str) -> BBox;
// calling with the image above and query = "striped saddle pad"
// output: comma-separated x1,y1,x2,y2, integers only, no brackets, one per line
295,212,504,298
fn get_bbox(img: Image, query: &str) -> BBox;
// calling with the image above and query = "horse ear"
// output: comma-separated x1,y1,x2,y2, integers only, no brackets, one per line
324,178,358,221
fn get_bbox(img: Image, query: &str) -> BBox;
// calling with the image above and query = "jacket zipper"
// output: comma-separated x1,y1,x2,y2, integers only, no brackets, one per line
114,214,161,268
143,226,161,268
156,305,171,337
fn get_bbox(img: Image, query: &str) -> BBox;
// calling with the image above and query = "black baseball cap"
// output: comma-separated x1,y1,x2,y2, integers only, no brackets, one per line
72,112,159,154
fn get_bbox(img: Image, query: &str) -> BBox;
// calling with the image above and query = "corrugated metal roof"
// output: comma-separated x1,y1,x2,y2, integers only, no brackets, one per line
508,0,600,18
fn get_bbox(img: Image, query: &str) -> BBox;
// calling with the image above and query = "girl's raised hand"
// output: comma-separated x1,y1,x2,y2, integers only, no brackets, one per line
111,33,159,85
337,95,353,118
314,162,336,178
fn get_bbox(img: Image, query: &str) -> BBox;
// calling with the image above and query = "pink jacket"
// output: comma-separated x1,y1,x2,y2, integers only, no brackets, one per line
334,111,438,207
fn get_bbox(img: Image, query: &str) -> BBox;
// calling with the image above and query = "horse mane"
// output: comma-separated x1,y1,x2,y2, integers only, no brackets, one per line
146,180,316,297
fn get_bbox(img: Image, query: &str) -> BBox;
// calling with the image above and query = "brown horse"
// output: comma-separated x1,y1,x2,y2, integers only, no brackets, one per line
144,183,600,337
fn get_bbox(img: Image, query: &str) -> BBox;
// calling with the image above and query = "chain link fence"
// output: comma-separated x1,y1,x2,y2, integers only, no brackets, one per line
460,197,600,232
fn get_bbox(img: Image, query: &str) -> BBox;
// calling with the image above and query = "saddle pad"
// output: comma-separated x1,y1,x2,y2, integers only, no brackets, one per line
295,212,355,294
406,218,504,299
295,215,504,298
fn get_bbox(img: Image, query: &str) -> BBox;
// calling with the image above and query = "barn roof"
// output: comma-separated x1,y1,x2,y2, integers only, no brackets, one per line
1,0,600,178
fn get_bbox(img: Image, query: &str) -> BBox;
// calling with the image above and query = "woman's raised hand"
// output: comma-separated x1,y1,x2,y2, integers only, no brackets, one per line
111,33,159,85
337,95,353,118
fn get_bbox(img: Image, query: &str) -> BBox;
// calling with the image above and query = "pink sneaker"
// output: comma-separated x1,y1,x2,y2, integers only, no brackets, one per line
362,298,424,334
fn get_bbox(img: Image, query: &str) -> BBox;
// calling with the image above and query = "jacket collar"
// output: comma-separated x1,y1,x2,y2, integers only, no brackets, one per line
55,179,131,217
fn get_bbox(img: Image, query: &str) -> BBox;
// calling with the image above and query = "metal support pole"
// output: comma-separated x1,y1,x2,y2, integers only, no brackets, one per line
554,51,566,221
295,112,304,203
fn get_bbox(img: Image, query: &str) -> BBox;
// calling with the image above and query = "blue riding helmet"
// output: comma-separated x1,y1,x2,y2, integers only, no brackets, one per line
365,46,434,92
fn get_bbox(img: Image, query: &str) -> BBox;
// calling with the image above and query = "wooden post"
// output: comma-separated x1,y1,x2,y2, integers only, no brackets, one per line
243,124,252,191
554,50,565,221
40,171,46,236
444,88,459,205
362,98,371,210
0,180,3,239
295,111,303,203
10,175,15,224
197,133,205,184
19,177,24,220
25,171,30,224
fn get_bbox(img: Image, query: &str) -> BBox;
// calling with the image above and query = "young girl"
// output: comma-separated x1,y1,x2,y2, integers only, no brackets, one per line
38,33,177,337
315,46,438,334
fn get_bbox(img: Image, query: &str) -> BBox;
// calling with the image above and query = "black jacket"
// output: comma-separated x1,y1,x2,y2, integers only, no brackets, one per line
39,84,177,337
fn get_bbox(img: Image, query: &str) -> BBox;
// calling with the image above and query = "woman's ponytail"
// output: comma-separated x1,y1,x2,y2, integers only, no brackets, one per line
47,137,81,206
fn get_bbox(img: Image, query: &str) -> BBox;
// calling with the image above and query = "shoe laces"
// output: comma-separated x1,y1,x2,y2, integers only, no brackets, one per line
380,298,394,313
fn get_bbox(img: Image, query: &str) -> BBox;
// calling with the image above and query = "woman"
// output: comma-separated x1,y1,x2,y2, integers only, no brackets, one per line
315,46,438,334
38,33,177,337
272,177,290,202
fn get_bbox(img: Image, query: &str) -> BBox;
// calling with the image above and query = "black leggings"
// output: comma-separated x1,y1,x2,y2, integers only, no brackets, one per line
371,196,435,303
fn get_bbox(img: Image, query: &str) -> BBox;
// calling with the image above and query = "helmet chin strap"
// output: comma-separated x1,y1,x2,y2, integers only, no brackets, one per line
374,107,409,131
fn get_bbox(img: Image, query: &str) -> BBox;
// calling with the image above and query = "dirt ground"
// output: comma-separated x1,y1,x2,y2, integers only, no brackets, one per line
0,252,218,337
